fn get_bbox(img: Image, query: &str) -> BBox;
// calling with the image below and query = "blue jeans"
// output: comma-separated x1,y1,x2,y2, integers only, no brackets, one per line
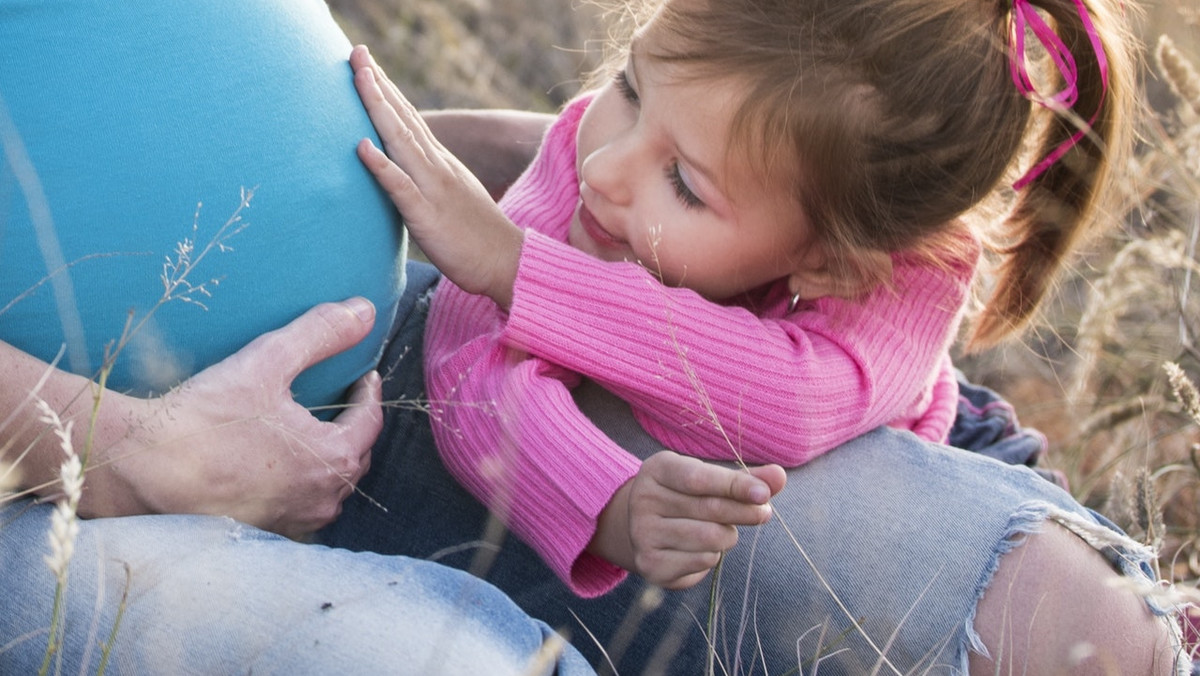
321,262,1184,675
0,504,593,675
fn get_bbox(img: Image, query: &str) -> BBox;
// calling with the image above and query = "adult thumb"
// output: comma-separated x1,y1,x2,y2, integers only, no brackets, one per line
254,297,377,382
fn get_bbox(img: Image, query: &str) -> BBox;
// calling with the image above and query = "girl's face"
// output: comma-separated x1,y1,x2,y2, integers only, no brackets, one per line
569,35,817,301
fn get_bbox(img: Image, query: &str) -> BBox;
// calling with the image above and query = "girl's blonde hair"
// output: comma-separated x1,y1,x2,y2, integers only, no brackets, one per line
596,0,1138,349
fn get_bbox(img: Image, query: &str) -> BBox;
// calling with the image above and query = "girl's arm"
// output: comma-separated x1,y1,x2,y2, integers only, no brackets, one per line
426,282,783,594
0,300,383,539
423,284,637,596
355,48,629,591
502,235,973,466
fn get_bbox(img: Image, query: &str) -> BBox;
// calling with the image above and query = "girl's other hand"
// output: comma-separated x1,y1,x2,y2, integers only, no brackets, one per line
590,450,786,589
350,45,524,310
89,299,383,539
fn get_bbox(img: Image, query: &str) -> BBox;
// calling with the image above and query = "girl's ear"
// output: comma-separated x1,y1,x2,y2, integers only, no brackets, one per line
786,247,892,301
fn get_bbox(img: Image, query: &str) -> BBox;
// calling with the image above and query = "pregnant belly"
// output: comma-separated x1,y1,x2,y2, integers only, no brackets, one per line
0,0,405,410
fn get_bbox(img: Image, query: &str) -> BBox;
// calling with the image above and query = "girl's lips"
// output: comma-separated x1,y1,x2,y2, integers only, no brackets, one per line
577,202,623,249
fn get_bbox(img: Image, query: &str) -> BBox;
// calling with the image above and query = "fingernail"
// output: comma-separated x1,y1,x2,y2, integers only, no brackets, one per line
346,297,375,322
749,483,769,503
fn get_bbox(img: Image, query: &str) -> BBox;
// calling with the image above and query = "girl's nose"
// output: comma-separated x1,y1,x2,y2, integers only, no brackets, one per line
579,140,634,207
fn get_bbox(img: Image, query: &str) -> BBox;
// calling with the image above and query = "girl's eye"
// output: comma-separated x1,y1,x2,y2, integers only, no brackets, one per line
667,163,705,209
614,70,639,105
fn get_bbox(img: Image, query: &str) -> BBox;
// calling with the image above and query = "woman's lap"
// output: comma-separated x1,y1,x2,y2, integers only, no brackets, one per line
322,261,1184,674
0,498,591,675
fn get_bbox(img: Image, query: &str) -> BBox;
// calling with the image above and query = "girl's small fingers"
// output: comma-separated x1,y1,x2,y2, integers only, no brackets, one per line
364,70,446,160
372,63,408,110
353,45,420,130
685,520,740,553
360,61,434,145
747,464,788,497
640,518,739,554
386,88,442,159
649,451,774,505
670,493,772,526
352,44,395,100
636,548,723,590
351,54,445,164
357,140,423,209
355,68,407,142
349,44,371,71
660,569,713,591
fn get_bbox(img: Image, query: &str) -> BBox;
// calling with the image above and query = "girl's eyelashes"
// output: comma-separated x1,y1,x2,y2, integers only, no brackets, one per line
614,65,702,210
614,70,640,105
667,163,705,209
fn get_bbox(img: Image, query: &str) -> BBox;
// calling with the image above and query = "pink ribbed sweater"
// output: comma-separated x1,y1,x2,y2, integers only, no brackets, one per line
424,96,976,597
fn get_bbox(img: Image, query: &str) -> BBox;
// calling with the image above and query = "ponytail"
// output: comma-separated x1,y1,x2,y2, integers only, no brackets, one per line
968,0,1136,348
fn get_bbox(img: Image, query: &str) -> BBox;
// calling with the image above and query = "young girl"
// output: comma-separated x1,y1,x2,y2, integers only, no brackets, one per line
343,0,1191,668
352,0,1135,599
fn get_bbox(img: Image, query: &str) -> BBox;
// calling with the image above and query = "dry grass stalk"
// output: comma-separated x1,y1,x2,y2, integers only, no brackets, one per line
1164,361,1200,426
0,460,19,495
35,400,82,580
1071,230,1200,403
1134,466,1166,551
1105,466,1169,554
1076,394,1167,439
1155,35,1200,118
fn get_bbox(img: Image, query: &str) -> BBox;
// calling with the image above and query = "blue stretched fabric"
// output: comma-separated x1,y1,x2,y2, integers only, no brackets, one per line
0,0,404,409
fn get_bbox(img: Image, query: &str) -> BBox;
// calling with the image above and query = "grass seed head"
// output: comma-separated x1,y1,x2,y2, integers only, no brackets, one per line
1164,362,1200,426
1155,35,1200,117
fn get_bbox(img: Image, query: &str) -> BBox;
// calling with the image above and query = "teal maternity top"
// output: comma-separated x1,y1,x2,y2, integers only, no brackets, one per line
0,0,405,410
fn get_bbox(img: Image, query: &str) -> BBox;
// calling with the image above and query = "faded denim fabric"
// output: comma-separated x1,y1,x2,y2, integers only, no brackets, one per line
0,501,592,675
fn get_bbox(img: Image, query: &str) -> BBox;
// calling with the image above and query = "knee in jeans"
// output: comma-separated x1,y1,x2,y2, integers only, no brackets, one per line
970,522,1186,674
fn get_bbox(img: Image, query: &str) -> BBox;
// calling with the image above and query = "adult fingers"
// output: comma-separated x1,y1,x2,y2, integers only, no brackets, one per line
246,298,376,385
327,369,383,484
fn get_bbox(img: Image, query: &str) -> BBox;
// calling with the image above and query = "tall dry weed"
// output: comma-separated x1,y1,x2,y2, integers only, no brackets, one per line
1032,20,1200,589
0,460,19,496
1158,35,1200,117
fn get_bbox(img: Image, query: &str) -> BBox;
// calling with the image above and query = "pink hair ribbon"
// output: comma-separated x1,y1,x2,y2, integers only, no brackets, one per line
1008,0,1109,190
